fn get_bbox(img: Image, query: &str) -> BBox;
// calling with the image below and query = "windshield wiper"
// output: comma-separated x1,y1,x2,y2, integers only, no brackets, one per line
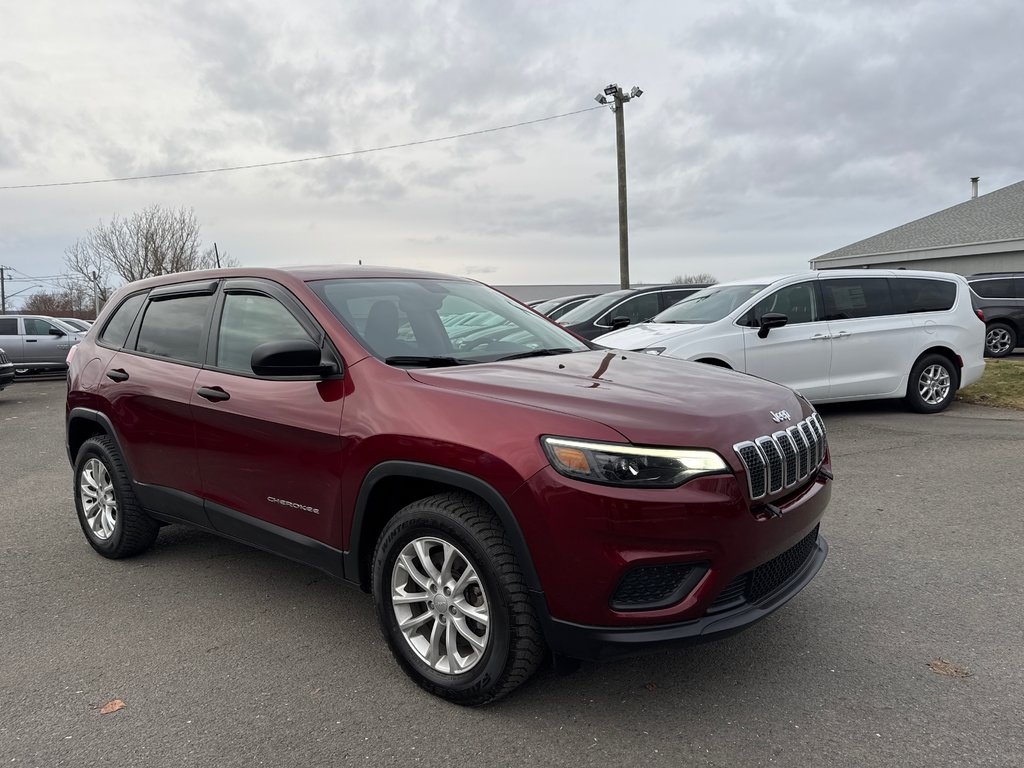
385,355,477,368
495,347,576,361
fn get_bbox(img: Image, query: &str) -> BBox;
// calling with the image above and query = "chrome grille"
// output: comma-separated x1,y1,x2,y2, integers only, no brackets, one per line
734,413,827,500
0,349,8,364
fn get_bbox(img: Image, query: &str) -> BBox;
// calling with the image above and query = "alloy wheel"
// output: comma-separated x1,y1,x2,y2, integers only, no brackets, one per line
987,327,1013,356
918,364,951,405
390,536,490,675
80,458,117,540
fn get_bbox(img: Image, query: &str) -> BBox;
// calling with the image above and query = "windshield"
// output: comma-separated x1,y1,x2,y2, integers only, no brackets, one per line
556,290,631,325
310,278,590,366
652,284,768,324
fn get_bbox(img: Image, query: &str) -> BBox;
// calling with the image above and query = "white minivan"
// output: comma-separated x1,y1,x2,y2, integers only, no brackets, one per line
594,269,986,413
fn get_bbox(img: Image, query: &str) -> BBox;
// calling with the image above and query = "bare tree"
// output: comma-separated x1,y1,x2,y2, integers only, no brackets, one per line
671,273,718,285
64,205,237,287
21,280,96,316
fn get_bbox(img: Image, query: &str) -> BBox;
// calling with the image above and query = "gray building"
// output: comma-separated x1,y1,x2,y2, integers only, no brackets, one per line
811,178,1024,275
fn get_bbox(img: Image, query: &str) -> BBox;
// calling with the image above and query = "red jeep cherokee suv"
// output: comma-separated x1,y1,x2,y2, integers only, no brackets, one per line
66,266,831,704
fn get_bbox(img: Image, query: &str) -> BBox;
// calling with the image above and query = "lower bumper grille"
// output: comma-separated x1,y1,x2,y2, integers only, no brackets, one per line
610,563,706,612
706,525,821,613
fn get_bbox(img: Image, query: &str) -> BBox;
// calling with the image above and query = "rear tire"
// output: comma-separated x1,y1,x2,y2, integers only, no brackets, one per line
372,492,545,705
985,322,1016,358
74,436,159,558
905,354,959,413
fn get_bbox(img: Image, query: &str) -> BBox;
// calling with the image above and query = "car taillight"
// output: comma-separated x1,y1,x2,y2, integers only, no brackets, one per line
976,309,985,321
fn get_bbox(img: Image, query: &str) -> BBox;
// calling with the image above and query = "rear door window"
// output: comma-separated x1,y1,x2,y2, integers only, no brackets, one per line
135,295,215,364
0,318,18,335
821,278,894,320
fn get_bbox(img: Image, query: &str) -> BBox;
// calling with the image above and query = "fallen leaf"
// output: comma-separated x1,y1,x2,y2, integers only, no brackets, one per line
928,659,971,678
100,699,126,715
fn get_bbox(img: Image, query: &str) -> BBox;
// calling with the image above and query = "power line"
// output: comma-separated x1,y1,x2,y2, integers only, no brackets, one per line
0,106,605,191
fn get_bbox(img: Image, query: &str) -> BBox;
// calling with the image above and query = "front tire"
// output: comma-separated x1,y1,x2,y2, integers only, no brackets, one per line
905,354,959,413
985,322,1017,358
74,436,159,558
372,493,544,705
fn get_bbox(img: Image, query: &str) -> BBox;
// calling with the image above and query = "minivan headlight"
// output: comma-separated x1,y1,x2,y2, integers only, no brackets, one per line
541,436,728,488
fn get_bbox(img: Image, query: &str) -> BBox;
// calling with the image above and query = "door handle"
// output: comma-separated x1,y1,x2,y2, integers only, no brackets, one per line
197,386,231,402
834,331,851,338
810,333,831,340
106,369,129,382
26,339,37,343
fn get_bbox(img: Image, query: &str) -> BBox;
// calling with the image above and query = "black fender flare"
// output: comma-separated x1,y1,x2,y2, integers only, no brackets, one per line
66,407,128,469
345,461,543,593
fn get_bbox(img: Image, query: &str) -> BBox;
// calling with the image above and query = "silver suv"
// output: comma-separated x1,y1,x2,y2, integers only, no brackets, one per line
0,315,85,374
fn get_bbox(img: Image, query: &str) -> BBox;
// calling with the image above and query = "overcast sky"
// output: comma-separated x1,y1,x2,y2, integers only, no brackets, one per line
2,0,1022,304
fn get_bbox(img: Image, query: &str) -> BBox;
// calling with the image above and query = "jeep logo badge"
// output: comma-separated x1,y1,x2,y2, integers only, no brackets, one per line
770,409,792,423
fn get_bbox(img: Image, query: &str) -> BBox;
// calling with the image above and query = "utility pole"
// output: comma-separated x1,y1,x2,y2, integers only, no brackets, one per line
595,84,643,289
91,271,99,318
0,266,6,314
214,242,222,269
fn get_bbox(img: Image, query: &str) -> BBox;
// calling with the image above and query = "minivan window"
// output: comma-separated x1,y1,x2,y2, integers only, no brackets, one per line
135,295,214,364
821,278,894,320
970,278,1014,299
599,292,660,326
0,318,17,335
216,293,312,374
99,292,147,348
892,278,956,313
745,281,821,326
653,285,767,325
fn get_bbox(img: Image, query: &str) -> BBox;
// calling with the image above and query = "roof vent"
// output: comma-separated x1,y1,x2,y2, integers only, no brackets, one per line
970,176,979,199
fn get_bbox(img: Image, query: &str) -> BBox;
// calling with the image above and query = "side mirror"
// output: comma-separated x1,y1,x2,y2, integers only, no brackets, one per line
757,313,789,339
250,339,339,377
48,328,66,337
611,316,631,330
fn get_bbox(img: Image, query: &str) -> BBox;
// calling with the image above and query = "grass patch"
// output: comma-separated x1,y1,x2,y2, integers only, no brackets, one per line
958,358,1024,410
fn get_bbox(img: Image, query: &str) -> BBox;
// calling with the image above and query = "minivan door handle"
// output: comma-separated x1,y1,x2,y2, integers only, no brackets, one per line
834,331,851,339
197,386,231,402
810,333,831,341
106,369,129,382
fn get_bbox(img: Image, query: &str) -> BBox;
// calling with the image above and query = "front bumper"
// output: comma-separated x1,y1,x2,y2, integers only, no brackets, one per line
538,533,828,661
0,364,15,391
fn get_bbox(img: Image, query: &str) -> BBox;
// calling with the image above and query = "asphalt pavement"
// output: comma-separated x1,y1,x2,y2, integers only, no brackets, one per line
1,379,1022,767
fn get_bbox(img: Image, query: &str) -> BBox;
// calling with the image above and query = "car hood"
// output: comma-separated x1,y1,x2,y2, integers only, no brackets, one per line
594,322,706,348
408,350,809,450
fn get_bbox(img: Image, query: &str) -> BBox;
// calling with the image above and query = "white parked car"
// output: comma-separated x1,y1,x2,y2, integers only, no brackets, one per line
594,269,985,413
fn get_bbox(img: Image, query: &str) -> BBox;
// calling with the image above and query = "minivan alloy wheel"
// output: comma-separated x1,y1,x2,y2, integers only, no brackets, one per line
918,364,951,405
986,326,1014,356
391,536,491,675
80,458,117,540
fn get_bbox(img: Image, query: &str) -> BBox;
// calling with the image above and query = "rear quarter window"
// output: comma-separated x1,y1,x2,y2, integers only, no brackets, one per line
99,292,148,348
891,278,957,313
970,278,1015,299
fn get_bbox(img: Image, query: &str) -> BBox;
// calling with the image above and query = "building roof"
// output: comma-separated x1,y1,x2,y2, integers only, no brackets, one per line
814,180,1024,266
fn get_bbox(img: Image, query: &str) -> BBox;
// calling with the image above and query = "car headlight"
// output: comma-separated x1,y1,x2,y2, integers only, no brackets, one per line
541,436,729,488
640,347,665,355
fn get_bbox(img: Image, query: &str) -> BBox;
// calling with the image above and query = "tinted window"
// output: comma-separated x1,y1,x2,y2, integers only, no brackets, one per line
216,293,312,374
557,291,631,325
971,278,1014,299
746,281,820,326
135,295,213,364
0,318,17,335
821,278,894,320
892,278,956,313
99,293,147,348
600,293,660,325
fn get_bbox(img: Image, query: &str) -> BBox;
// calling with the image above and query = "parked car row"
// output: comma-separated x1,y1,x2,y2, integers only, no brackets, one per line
0,315,88,374
591,269,986,413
